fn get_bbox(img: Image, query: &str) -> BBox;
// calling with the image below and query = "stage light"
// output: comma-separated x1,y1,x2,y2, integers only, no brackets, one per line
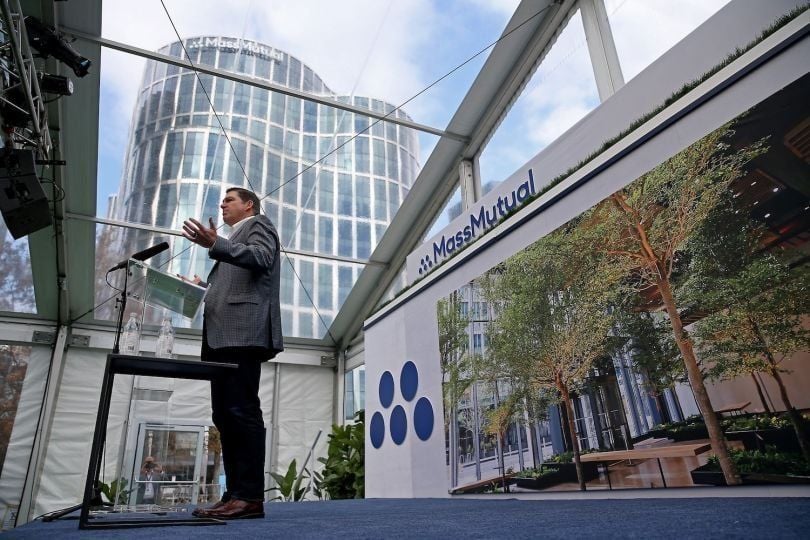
24,16,91,78
37,72,73,96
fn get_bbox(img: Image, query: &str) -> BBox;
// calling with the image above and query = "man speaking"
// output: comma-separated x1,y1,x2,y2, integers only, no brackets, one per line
182,187,283,520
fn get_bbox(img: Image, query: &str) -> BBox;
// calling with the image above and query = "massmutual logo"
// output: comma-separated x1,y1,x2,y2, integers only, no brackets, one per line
370,361,434,449
186,37,284,62
417,168,537,276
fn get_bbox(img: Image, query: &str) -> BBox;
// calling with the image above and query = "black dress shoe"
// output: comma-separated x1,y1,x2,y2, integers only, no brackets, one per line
204,499,265,520
192,499,228,517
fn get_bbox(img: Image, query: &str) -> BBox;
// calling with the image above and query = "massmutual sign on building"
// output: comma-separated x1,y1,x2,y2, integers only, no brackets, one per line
406,168,538,283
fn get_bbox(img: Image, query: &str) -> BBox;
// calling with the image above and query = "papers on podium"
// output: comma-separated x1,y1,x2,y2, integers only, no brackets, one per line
130,259,206,319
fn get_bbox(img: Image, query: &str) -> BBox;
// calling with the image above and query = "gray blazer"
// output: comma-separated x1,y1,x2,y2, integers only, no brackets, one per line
203,214,284,358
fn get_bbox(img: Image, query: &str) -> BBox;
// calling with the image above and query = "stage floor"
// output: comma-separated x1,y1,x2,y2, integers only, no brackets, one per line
5,492,810,539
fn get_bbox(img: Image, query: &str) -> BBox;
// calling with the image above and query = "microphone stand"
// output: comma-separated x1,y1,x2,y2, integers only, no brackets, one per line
111,260,131,354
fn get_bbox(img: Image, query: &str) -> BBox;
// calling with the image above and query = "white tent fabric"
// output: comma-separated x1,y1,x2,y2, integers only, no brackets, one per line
0,346,50,527
0,334,334,520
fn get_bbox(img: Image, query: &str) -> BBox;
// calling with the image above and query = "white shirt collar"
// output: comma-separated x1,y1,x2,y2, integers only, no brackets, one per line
228,214,256,236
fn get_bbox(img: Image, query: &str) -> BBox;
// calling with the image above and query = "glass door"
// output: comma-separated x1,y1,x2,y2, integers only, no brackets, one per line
129,423,205,507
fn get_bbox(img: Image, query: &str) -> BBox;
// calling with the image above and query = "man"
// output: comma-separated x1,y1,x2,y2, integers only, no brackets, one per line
182,187,283,520
137,456,164,505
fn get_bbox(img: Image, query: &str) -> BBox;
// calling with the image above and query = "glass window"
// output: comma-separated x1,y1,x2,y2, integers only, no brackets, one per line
298,259,314,306
286,98,301,130
387,181,400,217
282,208,297,247
219,50,236,70
180,132,202,178
176,183,198,227
199,47,216,67
337,174,352,216
303,66,314,92
272,54,288,85
205,133,225,180
226,138,247,186
318,216,333,254
281,259,294,304
270,93,285,125
337,111,352,133
337,136,352,171
300,212,315,252
355,175,370,218
385,120,397,142
319,136,335,167
249,119,266,143
373,178,387,221
266,152,281,195
283,173,299,206
386,142,399,181
288,57,302,89
304,101,318,133
355,113,370,134
301,168,317,210
269,125,283,151
194,75,212,112
0,230,36,313
372,139,386,176
303,135,317,163
233,83,250,115
156,183,178,227
248,144,264,189
213,79,233,112
338,219,353,258
298,311,313,338
319,105,335,133
355,136,369,174
162,132,182,180
237,51,254,74
256,56,272,79
176,74,194,114
338,265,353,307
318,263,333,310
356,222,371,259
318,171,335,214
202,185,221,223
284,130,299,157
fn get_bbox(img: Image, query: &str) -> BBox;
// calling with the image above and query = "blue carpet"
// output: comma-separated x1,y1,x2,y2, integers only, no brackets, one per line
5,498,809,539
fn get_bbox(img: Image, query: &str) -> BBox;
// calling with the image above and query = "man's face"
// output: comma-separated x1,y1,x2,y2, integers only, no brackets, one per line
220,191,253,226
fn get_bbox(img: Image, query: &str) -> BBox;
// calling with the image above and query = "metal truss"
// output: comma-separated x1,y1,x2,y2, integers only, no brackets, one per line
0,0,51,158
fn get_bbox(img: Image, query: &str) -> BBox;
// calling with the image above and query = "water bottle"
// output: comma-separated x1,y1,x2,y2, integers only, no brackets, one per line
155,316,175,358
121,313,141,355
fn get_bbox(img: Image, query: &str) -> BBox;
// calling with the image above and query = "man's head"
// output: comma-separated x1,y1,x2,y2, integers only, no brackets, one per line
222,187,260,226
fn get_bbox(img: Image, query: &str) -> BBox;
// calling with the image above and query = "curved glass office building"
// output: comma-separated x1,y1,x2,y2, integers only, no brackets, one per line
113,37,420,338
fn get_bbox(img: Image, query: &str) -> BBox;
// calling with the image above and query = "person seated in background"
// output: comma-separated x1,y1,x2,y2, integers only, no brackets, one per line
137,456,164,505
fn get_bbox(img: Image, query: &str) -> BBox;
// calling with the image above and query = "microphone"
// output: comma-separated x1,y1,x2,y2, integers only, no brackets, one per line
108,241,170,272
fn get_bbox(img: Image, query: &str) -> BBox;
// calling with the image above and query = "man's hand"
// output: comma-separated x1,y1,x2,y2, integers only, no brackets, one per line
177,273,203,285
182,217,217,248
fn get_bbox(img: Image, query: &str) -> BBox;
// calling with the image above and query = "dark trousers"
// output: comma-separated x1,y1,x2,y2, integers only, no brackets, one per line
201,332,266,502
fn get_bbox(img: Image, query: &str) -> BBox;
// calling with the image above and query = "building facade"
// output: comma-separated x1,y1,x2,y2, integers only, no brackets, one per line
113,36,420,337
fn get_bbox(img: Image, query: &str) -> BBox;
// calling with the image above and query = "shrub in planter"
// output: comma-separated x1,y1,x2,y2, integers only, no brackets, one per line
690,448,810,486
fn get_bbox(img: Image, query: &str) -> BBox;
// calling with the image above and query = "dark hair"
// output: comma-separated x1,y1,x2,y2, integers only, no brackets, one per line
226,187,261,215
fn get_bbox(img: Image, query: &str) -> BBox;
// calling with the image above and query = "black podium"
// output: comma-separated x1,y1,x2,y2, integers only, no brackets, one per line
78,354,237,529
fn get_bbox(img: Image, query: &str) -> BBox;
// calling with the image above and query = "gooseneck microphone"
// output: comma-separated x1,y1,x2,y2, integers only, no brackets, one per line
108,241,170,272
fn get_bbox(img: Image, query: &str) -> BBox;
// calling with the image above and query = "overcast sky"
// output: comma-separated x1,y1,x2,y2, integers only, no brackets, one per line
96,0,731,221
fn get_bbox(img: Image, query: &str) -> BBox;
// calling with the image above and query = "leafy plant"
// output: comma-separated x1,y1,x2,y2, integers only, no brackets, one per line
98,477,131,505
706,448,810,476
316,410,364,499
267,459,309,502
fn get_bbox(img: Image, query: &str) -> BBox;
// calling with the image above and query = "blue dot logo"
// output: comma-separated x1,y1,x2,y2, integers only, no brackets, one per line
400,361,418,401
379,371,394,408
371,361,434,448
